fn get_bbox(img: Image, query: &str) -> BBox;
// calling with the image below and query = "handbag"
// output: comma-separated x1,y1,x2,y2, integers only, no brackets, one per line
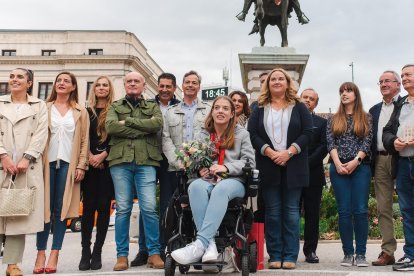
0,173,36,217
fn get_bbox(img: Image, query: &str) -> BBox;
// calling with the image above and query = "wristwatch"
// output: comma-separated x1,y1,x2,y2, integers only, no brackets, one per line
354,156,362,165
288,150,294,158
23,153,35,162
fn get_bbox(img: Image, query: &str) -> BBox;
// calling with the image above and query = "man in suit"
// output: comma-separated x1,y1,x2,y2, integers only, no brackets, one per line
300,88,327,263
369,70,401,266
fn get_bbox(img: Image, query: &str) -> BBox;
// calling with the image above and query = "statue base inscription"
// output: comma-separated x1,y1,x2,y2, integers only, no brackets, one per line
238,46,309,101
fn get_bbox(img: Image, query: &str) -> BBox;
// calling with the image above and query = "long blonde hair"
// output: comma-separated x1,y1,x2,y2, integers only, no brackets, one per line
257,68,299,107
87,76,115,143
204,96,236,149
331,82,369,138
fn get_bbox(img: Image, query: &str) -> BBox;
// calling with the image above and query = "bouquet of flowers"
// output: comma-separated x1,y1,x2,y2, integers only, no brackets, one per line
175,138,227,182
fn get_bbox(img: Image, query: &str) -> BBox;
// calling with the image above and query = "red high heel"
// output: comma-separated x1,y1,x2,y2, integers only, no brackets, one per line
44,267,57,274
33,267,45,274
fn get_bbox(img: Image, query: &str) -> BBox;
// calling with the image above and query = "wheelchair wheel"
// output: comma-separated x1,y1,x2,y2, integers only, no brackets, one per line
241,254,249,276
249,242,258,272
165,255,176,276
178,265,190,274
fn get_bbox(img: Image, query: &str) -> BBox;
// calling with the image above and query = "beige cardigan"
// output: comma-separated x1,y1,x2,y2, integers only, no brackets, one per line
43,102,89,222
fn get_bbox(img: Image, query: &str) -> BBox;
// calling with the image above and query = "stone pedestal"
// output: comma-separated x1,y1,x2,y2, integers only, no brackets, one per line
239,47,309,101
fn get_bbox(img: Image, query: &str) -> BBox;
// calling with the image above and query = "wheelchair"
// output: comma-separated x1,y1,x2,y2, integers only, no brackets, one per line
163,160,259,276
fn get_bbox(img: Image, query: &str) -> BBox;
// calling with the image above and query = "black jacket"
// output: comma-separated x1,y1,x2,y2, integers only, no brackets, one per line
248,102,313,188
382,95,407,178
308,114,327,186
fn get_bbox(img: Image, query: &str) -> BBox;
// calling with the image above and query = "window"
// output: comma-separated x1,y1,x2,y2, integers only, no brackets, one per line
2,50,16,56
38,82,53,100
88,49,103,55
41,50,56,56
0,82,8,96
85,81,94,104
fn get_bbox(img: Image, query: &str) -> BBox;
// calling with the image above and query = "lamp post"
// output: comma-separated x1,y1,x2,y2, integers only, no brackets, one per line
349,62,354,82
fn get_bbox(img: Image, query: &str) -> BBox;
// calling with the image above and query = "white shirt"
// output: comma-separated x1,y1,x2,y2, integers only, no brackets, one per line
266,107,289,151
377,97,398,151
48,105,75,163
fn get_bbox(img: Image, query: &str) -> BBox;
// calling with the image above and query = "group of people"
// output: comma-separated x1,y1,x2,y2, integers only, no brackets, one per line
0,64,413,275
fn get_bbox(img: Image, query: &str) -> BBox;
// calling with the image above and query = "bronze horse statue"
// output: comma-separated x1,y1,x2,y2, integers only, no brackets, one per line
251,0,289,47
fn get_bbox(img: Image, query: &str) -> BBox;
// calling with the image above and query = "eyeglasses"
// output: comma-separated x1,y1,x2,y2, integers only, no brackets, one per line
377,79,398,86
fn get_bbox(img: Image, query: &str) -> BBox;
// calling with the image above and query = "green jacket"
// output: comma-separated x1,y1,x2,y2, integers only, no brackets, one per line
105,97,163,167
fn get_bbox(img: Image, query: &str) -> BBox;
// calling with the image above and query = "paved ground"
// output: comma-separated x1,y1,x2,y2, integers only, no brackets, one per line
1,227,412,276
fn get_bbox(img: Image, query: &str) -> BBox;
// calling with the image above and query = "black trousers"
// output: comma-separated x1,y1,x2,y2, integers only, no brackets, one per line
81,165,114,249
300,185,323,256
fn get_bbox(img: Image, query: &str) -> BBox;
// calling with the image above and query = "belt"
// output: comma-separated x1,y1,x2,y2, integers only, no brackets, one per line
400,156,414,161
377,151,390,156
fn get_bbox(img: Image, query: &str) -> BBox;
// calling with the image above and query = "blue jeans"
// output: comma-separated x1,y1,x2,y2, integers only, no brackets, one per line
138,157,178,253
262,183,302,263
188,178,245,248
396,159,414,259
37,161,69,250
330,164,371,255
110,163,160,257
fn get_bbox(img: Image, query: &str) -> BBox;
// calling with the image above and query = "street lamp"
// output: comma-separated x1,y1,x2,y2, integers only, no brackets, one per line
349,62,354,82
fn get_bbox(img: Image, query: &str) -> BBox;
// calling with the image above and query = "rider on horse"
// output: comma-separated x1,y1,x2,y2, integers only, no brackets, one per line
236,0,309,25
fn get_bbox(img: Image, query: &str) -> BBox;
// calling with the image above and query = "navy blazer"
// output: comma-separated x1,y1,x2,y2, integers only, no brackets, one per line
308,114,327,187
248,102,313,188
369,96,400,172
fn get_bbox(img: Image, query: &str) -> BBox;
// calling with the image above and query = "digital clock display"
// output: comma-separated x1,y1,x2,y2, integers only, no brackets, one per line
201,87,229,100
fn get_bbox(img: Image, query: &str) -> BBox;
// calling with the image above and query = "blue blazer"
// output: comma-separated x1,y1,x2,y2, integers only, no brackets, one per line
248,102,313,188
369,96,400,172
308,114,327,187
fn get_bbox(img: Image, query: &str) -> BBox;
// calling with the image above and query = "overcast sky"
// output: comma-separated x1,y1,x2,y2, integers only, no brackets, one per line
0,0,412,112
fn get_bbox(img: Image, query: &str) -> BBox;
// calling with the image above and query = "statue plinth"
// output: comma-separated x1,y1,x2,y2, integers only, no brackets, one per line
239,47,309,101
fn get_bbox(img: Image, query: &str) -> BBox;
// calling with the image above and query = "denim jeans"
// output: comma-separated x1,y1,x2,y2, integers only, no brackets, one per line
138,157,178,253
330,164,371,255
110,163,160,257
188,178,245,248
396,159,414,259
36,161,69,250
262,183,302,263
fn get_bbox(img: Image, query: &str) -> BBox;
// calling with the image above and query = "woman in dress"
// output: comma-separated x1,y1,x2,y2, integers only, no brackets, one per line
326,82,373,267
248,68,313,269
33,71,89,274
78,76,114,271
0,68,48,276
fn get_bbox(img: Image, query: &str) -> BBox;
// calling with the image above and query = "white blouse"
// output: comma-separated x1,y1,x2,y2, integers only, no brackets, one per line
48,105,75,163
265,106,290,151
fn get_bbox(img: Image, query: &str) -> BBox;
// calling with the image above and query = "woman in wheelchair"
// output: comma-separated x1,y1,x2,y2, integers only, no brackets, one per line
171,96,255,265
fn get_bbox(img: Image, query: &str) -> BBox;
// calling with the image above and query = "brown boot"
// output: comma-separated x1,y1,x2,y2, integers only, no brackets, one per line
6,264,23,276
113,256,129,271
147,254,164,269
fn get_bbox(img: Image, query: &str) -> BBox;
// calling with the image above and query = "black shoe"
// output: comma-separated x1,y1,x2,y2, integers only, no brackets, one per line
393,256,414,271
305,252,319,263
78,247,91,271
90,247,102,270
130,251,148,267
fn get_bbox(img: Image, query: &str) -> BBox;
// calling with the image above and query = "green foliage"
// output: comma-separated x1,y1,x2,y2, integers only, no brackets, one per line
315,177,404,240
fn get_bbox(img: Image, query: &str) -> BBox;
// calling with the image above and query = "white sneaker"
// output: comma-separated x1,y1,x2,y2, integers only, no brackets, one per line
171,240,205,265
202,240,219,263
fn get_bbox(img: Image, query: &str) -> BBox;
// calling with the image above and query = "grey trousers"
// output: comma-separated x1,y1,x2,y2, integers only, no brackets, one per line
374,155,397,255
0,234,25,264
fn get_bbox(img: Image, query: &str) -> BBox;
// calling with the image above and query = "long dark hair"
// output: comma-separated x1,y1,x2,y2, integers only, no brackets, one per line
229,90,250,118
15,68,34,95
47,71,78,108
204,96,236,149
331,82,369,138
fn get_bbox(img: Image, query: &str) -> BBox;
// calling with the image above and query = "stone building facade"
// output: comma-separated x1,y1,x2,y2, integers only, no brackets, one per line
0,30,181,104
